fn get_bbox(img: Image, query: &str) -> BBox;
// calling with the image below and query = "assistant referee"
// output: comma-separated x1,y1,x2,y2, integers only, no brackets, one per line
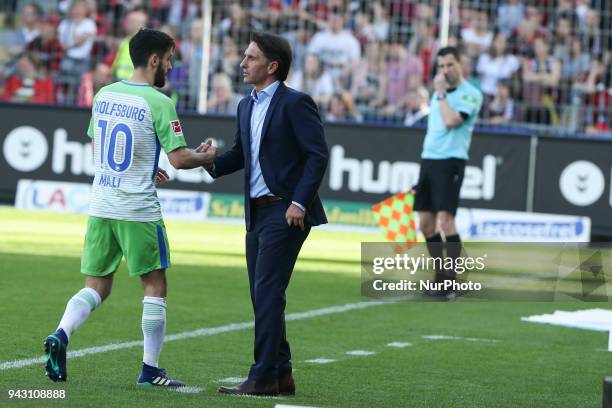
414,46,483,297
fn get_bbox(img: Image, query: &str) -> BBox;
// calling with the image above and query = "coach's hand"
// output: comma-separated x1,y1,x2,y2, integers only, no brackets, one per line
155,168,170,186
195,139,213,153
433,73,447,94
286,204,305,231
196,139,217,169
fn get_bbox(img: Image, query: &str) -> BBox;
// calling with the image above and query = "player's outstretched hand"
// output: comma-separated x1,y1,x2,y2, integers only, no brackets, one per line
155,168,170,186
196,139,217,170
195,140,211,153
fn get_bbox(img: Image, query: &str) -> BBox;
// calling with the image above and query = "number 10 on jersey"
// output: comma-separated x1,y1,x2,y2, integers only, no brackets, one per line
97,119,134,172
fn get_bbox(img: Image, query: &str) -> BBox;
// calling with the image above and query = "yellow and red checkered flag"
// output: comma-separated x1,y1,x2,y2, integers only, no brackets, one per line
371,191,417,250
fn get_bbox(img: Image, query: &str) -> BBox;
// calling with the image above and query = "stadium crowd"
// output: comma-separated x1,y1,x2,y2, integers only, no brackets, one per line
0,0,611,136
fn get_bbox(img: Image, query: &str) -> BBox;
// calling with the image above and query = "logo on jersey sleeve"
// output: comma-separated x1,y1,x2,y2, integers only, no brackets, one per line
170,120,183,137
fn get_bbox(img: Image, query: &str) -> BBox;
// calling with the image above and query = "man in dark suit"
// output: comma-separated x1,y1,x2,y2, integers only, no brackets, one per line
203,32,329,396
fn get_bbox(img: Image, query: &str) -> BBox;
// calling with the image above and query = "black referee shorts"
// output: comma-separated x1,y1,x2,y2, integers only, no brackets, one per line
413,158,466,216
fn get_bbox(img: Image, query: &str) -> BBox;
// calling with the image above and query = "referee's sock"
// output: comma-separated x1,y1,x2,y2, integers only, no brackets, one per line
445,234,462,281
425,233,444,282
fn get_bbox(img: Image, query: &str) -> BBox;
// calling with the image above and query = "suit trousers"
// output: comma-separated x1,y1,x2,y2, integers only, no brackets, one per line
245,199,310,383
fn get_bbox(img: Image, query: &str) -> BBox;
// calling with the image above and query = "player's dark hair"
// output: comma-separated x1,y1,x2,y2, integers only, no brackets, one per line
250,31,292,82
437,46,461,62
129,28,175,69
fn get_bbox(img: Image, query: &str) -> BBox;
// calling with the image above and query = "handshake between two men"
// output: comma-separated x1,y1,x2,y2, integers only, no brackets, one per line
154,139,217,186
195,138,217,171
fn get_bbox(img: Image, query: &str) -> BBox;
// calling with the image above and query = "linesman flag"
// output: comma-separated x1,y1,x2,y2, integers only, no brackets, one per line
371,191,417,249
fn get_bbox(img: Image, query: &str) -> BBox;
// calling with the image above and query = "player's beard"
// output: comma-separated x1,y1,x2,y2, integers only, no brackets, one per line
154,64,166,88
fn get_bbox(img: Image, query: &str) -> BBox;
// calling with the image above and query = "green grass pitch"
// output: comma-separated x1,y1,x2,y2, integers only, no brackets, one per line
0,207,609,407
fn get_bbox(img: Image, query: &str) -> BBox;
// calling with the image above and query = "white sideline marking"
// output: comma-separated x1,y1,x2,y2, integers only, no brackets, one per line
422,335,500,343
464,337,500,343
174,386,204,394
218,377,245,383
0,301,390,371
304,358,336,364
345,350,376,356
423,335,457,340
387,342,412,348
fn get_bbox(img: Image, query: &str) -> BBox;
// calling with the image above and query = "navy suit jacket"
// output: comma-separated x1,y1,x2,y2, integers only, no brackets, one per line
210,82,329,231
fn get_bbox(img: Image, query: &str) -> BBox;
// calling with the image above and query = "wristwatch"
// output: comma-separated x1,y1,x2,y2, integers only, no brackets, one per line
436,93,447,100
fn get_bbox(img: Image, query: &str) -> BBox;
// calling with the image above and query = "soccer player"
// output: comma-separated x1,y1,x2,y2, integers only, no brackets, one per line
43,28,216,386
414,46,483,299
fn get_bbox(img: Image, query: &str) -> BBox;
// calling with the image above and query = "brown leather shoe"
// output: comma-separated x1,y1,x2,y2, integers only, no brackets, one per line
218,379,279,396
278,371,295,396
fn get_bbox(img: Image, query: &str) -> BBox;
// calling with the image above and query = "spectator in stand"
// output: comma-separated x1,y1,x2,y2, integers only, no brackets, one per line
511,19,537,58
181,18,204,109
525,5,548,38
575,0,590,31
77,61,111,106
554,0,576,29
305,0,345,26
4,2,42,60
552,15,574,63
282,19,318,73
580,8,602,55
486,80,515,125
415,2,435,21
460,54,481,90
111,7,148,80
336,40,384,114
250,0,309,28
167,0,200,38
287,53,334,109
522,37,561,125
461,8,493,57
57,0,97,103
353,2,389,48
215,2,253,52
497,0,524,37
214,36,244,93
1,52,54,103
325,91,359,123
167,0,197,22
403,86,430,127
27,15,63,76
206,72,242,114
156,23,186,105
58,0,97,78
557,36,590,129
250,1,285,33
375,36,423,121
307,5,361,78
149,0,172,28
407,19,438,86
476,33,520,99
572,56,611,135
559,37,590,83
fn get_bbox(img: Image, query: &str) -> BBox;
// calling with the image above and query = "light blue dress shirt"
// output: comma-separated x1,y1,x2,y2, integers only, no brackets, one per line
248,80,279,198
248,80,305,212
